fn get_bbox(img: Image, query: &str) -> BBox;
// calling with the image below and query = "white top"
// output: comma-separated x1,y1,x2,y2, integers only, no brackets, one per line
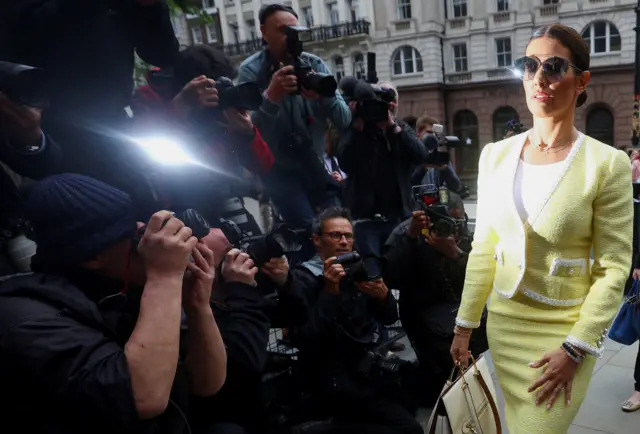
514,159,566,222
323,153,347,180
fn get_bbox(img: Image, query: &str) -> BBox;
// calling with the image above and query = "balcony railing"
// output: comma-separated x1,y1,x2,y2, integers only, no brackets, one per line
222,19,371,57
305,19,371,43
223,39,264,58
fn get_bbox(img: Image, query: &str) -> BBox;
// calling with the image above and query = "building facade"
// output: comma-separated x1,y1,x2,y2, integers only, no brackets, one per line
173,0,377,73
372,0,636,184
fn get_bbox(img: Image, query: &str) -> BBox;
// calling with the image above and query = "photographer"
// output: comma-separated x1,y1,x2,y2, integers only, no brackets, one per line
0,91,62,275
383,196,488,405
193,230,309,434
0,174,226,434
131,44,274,230
287,207,422,434
2,0,179,216
237,4,351,231
338,83,427,260
410,115,461,193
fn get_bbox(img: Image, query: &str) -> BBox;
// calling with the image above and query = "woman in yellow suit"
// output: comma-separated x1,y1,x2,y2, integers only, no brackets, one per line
450,24,633,433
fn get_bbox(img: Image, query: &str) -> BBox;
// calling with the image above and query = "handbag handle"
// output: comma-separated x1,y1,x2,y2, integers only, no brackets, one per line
427,354,502,434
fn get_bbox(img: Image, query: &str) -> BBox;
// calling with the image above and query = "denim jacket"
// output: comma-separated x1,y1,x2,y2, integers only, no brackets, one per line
237,50,351,177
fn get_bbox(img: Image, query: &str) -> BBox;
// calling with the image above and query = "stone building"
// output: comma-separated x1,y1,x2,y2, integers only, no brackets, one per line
173,0,376,73
372,0,636,184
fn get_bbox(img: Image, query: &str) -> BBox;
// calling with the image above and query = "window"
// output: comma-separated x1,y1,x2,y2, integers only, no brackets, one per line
497,0,508,11
334,56,345,82
452,43,468,72
245,19,256,40
348,0,360,21
191,27,204,44
353,53,366,80
202,0,215,8
391,46,423,75
582,21,621,55
206,23,218,43
586,107,615,146
327,2,339,26
543,0,558,4
397,0,412,20
496,38,512,67
453,110,479,172
492,107,519,142
453,0,467,18
229,23,239,44
302,6,314,28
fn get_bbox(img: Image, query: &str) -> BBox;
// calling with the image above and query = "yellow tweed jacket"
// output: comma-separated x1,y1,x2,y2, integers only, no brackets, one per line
456,132,633,356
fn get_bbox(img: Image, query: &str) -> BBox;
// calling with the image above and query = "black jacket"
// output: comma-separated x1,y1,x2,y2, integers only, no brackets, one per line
196,276,308,434
338,120,427,219
0,271,190,434
288,258,398,389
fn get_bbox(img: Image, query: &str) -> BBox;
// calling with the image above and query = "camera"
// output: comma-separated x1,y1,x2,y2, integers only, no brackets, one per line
220,219,303,268
0,61,48,108
412,184,467,238
504,119,524,138
334,251,381,283
340,78,389,123
284,26,338,98
215,77,263,111
133,209,211,248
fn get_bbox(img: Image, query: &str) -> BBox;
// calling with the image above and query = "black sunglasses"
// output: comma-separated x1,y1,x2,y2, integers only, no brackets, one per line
513,56,583,83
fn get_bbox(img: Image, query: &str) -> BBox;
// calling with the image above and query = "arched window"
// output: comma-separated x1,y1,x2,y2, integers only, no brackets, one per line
581,21,621,55
492,106,519,142
353,52,366,80
334,56,345,82
586,107,614,146
453,110,479,172
392,46,423,76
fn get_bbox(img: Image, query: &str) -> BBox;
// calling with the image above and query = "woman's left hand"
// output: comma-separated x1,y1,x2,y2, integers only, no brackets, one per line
528,347,580,409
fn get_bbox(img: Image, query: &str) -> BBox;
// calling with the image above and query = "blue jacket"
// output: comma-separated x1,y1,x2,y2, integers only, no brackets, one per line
237,50,351,176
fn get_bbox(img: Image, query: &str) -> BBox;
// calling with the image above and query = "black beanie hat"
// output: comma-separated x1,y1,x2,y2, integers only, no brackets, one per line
25,174,138,269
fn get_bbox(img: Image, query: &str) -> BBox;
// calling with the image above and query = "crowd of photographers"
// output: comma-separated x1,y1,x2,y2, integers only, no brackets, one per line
0,2,493,434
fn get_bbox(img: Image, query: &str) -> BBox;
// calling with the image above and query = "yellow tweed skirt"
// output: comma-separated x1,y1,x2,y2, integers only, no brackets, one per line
486,291,597,434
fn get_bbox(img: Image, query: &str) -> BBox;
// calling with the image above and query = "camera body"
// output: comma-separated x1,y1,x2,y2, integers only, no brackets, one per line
132,209,211,250
412,184,467,238
0,61,48,108
215,77,263,111
334,251,381,283
220,219,303,268
284,26,338,98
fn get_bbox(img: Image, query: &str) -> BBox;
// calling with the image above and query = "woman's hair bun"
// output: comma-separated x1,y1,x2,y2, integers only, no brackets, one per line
576,91,588,107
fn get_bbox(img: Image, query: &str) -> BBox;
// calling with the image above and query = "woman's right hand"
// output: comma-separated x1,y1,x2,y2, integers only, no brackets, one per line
450,333,472,368
632,268,640,280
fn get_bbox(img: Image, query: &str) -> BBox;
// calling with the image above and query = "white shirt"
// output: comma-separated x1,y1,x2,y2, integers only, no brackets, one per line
514,159,566,223
323,153,347,180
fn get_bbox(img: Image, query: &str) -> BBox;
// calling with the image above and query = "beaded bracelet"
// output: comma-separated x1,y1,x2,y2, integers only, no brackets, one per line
561,342,585,364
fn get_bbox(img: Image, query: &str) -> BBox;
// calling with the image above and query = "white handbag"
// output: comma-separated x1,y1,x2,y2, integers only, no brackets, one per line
426,354,502,434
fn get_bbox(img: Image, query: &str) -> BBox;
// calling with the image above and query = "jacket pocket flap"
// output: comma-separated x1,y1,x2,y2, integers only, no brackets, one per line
549,258,587,277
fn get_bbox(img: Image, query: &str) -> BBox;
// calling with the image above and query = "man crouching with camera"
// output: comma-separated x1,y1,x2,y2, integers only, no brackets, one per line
0,174,226,434
287,207,422,434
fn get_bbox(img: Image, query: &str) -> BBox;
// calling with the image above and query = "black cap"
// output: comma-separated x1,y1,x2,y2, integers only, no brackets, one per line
259,3,298,25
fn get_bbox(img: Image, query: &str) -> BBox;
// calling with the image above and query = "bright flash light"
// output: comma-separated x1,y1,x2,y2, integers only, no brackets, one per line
511,68,523,79
134,137,195,165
